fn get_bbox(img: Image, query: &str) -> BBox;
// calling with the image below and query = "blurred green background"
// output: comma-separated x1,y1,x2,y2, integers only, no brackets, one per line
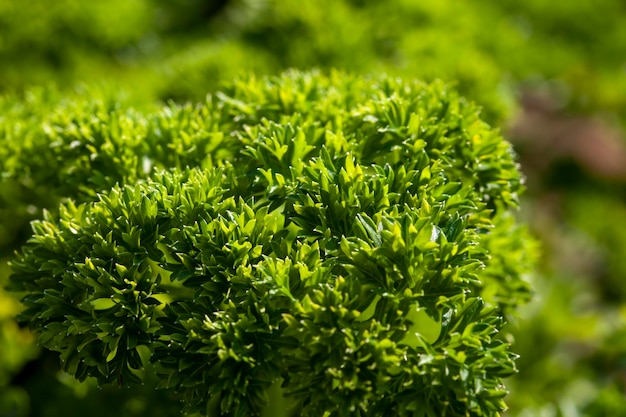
1,0,625,416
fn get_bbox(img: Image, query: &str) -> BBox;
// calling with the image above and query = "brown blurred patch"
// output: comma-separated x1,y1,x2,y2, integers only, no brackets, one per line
509,90,626,183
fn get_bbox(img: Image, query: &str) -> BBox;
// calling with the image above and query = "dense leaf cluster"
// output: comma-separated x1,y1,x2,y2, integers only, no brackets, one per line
9,71,532,416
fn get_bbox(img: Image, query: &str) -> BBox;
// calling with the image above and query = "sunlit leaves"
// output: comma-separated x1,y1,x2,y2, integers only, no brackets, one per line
8,71,534,417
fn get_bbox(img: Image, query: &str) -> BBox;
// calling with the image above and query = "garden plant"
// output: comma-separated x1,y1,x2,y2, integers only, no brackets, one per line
2,0,625,416
6,71,535,416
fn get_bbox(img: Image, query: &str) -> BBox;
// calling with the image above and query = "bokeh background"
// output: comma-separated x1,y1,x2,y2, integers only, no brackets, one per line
1,1,625,416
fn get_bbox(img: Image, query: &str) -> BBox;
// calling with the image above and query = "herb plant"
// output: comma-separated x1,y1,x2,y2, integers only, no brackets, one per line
9,71,534,416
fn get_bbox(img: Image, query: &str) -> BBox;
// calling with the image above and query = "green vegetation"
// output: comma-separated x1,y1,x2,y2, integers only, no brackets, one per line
2,0,625,122
7,71,534,416
1,0,625,416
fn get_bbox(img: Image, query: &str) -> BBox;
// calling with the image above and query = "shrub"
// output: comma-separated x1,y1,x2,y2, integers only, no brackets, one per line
8,71,534,416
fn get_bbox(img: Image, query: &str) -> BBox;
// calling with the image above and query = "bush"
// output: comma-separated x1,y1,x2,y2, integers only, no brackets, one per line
2,1,626,415
8,71,535,416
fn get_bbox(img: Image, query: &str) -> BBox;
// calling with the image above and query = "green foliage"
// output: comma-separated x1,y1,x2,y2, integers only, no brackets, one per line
503,183,626,416
8,71,534,416
3,0,625,125
564,190,626,303
156,0,626,124
0,86,153,253
2,1,625,415
0,0,153,88
0,261,38,413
